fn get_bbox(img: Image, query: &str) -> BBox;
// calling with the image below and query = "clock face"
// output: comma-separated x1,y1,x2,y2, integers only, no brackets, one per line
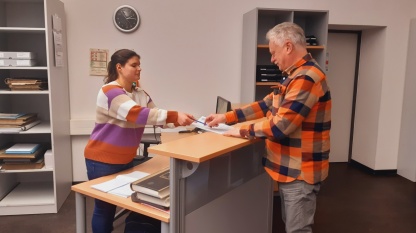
113,5,140,33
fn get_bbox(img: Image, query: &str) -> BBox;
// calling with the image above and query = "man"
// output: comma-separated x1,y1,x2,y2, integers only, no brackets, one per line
205,22,331,233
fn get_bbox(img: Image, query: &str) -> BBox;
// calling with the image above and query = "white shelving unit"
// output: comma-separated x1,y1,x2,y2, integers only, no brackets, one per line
0,0,72,215
241,8,328,103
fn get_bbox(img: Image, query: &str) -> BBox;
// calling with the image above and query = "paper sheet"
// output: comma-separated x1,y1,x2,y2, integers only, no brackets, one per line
91,171,149,197
191,116,234,134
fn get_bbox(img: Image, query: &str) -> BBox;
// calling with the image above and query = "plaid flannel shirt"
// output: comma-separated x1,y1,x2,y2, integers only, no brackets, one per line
225,54,331,184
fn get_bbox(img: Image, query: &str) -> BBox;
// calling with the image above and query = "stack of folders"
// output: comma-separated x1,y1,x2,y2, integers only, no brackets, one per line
130,168,170,210
0,143,45,170
4,78,48,91
0,113,41,133
0,51,37,67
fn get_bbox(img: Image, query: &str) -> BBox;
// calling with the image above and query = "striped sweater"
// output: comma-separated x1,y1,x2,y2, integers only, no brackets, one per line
225,54,331,184
84,81,179,164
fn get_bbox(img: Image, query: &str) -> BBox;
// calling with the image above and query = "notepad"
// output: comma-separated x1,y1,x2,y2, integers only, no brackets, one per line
91,171,149,198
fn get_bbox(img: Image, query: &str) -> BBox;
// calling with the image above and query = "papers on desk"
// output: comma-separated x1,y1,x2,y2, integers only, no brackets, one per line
91,171,149,198
191,116,234,135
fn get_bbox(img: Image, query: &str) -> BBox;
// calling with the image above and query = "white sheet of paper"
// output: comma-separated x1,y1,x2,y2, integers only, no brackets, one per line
91,171,149,195
191,116,234,134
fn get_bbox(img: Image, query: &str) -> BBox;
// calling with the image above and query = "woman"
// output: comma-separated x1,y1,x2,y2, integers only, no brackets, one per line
84,49,194,233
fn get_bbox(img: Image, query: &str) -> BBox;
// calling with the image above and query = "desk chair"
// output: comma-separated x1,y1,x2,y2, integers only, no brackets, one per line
140,132,161,158
134,126,161,161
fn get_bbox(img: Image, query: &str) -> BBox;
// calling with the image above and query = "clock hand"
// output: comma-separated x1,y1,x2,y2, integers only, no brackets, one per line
121,10,132,27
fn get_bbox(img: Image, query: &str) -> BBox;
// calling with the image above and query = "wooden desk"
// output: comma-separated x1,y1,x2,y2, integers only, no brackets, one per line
71,155,170,232
72,131,273,233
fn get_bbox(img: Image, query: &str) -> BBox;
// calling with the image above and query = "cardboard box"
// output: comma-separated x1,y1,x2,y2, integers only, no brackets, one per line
0,59,36,67
0,51,36,60
44,149,54,169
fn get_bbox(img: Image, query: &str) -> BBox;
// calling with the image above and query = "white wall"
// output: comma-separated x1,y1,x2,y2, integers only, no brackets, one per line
397,18,416,182
61,0,416,181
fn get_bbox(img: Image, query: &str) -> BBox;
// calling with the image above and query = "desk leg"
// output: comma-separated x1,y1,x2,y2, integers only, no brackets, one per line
161,221,170,233
75,192,87,233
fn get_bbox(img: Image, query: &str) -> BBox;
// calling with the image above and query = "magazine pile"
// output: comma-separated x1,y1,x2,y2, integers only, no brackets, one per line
0,113,41,133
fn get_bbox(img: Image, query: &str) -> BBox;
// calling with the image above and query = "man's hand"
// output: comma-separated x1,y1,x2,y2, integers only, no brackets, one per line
223,127,242,138
205,114,226,127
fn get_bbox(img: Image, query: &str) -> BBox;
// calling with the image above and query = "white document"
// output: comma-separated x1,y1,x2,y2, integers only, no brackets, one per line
191,116,234,135
91,171,149,197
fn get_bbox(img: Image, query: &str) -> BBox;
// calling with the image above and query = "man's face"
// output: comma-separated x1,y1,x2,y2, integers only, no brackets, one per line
269,40,288,71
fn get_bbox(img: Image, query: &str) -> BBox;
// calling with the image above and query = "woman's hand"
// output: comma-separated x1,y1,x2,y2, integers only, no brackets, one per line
177,112,195,126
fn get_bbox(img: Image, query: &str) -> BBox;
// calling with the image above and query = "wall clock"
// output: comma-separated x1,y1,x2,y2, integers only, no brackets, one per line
113,5,140,33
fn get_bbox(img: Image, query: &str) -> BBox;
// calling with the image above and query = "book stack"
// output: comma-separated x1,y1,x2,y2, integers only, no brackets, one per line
130,168,170,210
4,78,48,91
0,113,41,133
0,51,37,67
0,143,45,170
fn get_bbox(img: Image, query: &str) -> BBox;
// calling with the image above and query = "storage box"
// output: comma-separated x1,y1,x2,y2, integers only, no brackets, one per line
256,65,283,82
0,51,36,60
44,149,54,169
0,59,36,67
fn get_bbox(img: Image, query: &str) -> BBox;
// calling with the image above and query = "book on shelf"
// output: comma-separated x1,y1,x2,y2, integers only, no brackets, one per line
5,143,41,154
0,113,37,125
131,192,170,210
0,119,41,131
130,168,170,199
0,113,26,119
0,146,45,160
0,157,44,170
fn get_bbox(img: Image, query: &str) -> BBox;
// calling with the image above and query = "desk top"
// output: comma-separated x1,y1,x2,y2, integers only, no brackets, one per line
71,155,171,222
149,131,259,163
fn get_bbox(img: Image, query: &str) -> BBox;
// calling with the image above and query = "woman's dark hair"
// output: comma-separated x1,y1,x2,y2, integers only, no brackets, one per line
104,49,140,84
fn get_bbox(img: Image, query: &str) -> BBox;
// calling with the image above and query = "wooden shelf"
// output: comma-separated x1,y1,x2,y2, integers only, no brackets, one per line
257,44,325,49
256,82,280,86
0,89,49,94
0,27,45,33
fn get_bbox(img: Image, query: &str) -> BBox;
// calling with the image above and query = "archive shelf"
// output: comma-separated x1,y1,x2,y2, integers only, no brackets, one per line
241,8,328,103
0,0,71,215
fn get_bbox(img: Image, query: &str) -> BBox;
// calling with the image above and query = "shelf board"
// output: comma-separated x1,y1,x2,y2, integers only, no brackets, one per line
0,27,45,33
0,181,54,207
0,89,49,94
0,167,53,173
0,66,47,70
257,44,325,50
256,82,280,86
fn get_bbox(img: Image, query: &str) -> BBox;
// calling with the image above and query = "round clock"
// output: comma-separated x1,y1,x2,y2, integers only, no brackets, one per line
113,5,140,33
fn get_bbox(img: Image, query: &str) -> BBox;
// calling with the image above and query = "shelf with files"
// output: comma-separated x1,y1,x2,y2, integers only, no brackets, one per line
0,0,71,216
241,8,328,103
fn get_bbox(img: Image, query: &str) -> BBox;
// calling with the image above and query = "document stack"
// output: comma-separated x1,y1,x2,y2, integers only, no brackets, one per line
0,51,37,67
4,78,48,91
0,143,45,170
0,113,41,133
130,168,170,210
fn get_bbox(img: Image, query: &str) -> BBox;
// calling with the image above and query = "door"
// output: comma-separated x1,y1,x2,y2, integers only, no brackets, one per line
327,31,360,162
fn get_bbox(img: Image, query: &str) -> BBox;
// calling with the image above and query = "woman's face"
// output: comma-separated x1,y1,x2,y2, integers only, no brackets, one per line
118,56,141,83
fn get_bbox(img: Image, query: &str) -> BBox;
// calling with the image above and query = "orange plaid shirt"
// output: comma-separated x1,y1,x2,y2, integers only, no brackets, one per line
225,54,331,184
